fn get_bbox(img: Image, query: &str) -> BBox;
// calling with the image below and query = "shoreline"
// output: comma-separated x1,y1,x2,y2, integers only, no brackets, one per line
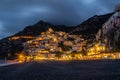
0,60,20,67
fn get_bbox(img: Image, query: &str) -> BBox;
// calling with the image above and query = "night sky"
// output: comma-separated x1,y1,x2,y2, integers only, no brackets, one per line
0,0,120,39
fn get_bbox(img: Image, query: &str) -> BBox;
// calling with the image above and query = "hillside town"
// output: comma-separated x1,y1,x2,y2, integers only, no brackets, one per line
17,11,120,62
18,28,120,62
1,10,120,62
18,28,85,61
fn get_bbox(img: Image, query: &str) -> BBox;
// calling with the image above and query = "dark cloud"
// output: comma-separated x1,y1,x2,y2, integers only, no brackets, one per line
0,0,120,39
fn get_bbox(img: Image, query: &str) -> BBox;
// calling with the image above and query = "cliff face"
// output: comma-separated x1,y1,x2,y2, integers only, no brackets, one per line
0,13,114,59
97,12,120,50
70,12,114,35
107,25,120,49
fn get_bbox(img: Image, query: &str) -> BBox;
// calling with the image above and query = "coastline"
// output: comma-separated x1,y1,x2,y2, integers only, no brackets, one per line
0,60,20,67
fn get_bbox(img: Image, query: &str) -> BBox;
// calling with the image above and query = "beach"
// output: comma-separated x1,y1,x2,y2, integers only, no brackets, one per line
0,60,120,80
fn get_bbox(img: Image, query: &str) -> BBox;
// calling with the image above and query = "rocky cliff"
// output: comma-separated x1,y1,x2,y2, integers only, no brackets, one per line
97,11,120,50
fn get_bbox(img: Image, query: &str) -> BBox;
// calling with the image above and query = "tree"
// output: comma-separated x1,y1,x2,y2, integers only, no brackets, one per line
58,41,72,51
55,51,63,58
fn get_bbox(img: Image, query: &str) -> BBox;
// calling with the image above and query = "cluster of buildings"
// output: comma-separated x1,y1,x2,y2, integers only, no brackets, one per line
87,41,106,55
18,12,120,61
21,28,86,60
17,27,120,61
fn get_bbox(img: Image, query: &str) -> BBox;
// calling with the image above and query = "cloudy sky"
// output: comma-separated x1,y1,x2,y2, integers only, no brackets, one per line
0,0,120,39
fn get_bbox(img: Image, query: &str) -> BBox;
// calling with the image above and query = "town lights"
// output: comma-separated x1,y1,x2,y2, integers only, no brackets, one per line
18,54,25,62
53,38,57,42
18,54,31,62
96,47,100,51
88,42,106,55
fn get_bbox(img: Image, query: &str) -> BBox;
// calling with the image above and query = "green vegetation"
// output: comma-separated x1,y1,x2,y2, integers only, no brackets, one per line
54,51,63,58
58,41,72,51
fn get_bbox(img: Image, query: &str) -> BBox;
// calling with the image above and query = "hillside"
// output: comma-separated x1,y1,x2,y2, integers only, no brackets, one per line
0,12,114,59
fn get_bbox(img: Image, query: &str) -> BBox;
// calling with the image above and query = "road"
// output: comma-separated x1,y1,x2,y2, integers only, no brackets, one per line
0,60,120,80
